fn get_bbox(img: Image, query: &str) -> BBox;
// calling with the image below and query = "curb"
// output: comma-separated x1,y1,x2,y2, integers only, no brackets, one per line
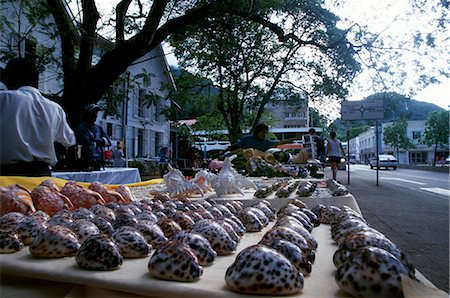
397,165,449,173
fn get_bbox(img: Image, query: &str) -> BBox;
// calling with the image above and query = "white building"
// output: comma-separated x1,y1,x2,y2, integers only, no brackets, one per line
348,120,449,165
264,100,316,139
0,1,174,160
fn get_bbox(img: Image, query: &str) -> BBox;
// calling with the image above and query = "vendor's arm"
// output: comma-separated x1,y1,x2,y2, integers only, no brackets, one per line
76,123,94,145
326,142,331,156
99,126,112,147
227,143,240,152
55,108,76,147
277,137,299,145
227,137,244,152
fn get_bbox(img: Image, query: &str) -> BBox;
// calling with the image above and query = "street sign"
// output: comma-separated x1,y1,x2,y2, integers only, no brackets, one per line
341,99,384,120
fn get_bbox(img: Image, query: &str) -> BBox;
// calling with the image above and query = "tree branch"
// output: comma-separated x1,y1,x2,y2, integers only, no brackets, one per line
46,0,77,87
77,0,100,78
116,0,133,44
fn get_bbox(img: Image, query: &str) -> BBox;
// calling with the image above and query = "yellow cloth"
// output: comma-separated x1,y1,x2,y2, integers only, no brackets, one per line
0,176,163,190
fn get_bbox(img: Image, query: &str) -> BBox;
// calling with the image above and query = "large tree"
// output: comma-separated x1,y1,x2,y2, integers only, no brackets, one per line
1,0,448,130
171,10,359,142
3,0,328,127
383,118,415,159
421,110,449,166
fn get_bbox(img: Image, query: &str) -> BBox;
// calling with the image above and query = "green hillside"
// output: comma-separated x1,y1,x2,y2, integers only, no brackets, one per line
364,92,444,121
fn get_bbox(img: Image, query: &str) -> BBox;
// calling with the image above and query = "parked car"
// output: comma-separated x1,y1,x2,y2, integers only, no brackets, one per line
369,154,398,170
348,155,359,164
443,157,450,167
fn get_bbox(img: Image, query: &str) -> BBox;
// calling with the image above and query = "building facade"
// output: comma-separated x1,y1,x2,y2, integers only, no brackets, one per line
349,120,449,165
0,2,174,160
264,100,320,139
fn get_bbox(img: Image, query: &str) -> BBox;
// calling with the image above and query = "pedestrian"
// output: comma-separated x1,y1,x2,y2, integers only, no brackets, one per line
112,140,126,167
309,128,326,163
0,58,76,176
227,123,298,153
327,131,345,181
76,104,111,170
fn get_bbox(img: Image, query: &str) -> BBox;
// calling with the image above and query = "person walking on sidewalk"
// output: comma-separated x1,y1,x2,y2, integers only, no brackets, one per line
327,131,345,181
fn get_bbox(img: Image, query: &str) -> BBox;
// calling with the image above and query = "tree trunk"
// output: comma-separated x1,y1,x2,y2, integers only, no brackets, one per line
433,142,438,166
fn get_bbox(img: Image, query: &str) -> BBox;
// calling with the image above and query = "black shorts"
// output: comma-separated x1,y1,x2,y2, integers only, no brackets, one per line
329,156,341,163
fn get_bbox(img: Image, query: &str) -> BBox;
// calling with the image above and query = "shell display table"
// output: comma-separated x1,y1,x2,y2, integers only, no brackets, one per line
1,198,444,297
0,178,446,297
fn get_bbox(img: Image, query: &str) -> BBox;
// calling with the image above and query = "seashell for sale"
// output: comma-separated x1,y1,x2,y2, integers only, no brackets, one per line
148,240,203,282
16,216,49,245
30,225,81,257
112,226,151,258
163,165,203,197
0,230,24,253
275,216,317,250
171,231,217,266
76,234,123,271
225,244,304,295
192,220,237,255
0,212,26,231
262,239,312,275
157,218,182,238
170,212,195,230
261,226,315,263
238,209,264,232
335,247,415,297
70,219,100,243
135,222,168,248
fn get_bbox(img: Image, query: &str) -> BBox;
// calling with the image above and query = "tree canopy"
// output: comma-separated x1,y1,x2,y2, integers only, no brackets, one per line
0,0,448,132
421,110,449,166
383,118,415,158
170,7,359,141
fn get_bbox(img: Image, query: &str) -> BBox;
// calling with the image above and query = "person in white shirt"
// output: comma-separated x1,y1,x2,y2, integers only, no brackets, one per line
0,58,76,176
326,131,345,181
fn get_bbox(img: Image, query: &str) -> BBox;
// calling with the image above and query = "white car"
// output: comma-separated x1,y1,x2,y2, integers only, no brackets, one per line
369,154,398,170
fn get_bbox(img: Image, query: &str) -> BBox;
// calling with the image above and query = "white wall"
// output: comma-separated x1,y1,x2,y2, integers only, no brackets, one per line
0,2,63,93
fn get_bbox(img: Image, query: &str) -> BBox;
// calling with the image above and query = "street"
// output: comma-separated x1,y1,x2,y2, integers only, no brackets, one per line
327,164,449,292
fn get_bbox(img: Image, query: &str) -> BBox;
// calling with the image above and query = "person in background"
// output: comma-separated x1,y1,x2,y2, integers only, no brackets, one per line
327,131,345,181
227,123,298,153
76,104,111,170
112,140,126,167
0,58,76,176
309,128,326,163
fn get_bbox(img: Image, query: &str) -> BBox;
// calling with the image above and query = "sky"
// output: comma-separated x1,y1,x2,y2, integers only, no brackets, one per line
95,0,449,110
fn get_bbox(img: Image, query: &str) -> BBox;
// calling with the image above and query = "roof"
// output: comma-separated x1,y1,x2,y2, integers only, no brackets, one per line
178,119,197,126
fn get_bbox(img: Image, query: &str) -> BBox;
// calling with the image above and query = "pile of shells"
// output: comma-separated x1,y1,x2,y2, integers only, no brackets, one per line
311,205,417,297
225,199,319,295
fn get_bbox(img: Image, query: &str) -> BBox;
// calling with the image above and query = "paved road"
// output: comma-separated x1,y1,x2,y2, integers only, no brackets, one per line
326,164,449,292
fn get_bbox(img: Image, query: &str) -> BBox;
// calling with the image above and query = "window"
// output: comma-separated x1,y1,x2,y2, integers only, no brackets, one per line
412,131,422,140
410,152,426,164
137,89,148,118
137,129,145,157
154,96,164,122
106,123,113,138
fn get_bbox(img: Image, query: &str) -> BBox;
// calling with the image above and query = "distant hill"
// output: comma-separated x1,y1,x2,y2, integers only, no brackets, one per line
332,92,444,140
364,92,444,121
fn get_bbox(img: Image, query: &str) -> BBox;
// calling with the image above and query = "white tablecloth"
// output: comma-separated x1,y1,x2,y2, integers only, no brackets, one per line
51,168,141,184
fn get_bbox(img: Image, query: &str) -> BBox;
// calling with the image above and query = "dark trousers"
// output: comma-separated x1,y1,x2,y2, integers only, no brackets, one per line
0,161,51,177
